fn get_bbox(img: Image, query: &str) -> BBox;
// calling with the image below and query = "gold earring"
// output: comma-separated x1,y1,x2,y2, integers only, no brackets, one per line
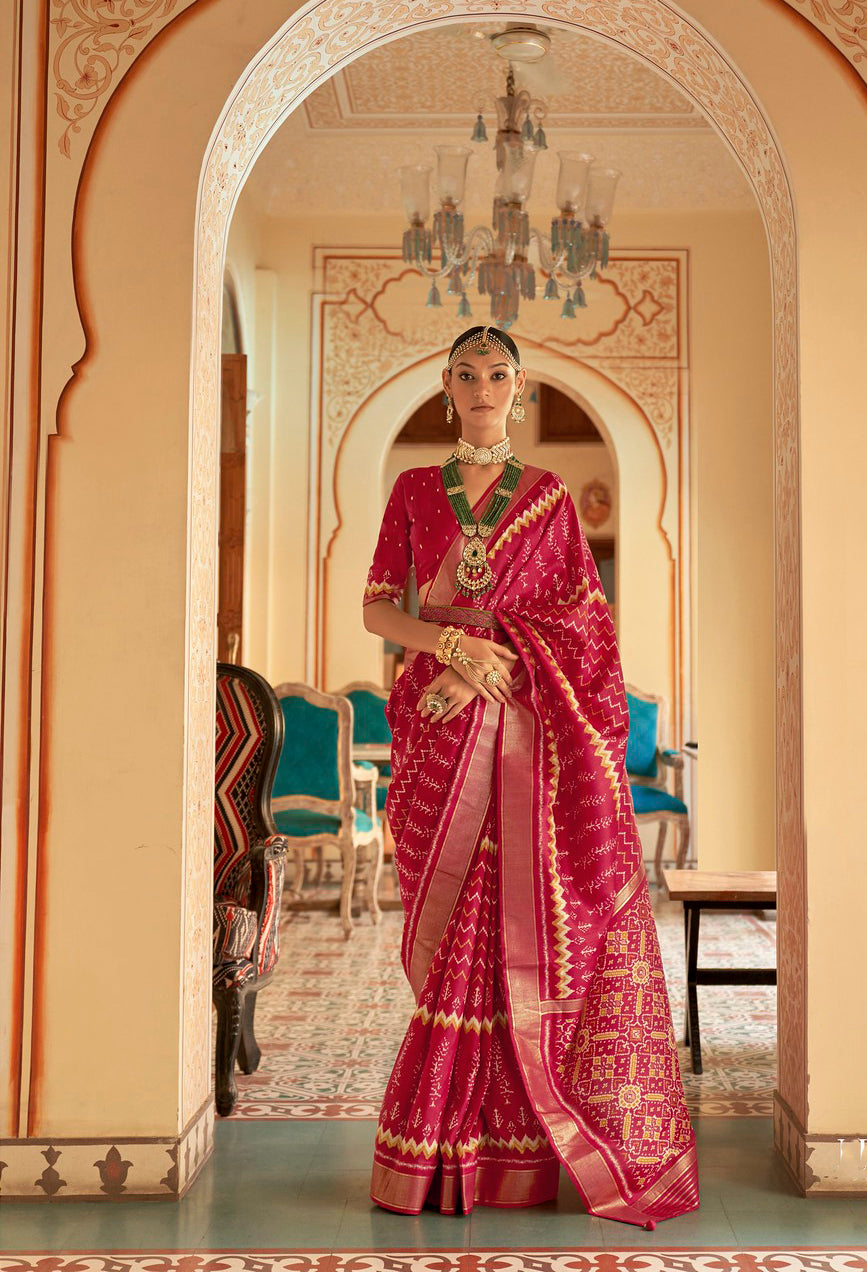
510,392,525,423
446,397,454,426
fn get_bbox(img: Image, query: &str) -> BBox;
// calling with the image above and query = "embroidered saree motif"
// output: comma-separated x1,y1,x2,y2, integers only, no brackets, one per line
363,464,699,1229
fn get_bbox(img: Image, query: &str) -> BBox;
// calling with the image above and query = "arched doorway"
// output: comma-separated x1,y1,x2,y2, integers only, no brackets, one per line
187,0,803,1185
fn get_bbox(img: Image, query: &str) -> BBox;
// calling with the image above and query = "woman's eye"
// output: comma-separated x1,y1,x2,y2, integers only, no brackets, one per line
492,372,506,380
459,372,474,381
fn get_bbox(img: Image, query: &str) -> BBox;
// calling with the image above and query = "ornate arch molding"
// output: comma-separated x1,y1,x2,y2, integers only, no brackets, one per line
186,0,804,1145
327,349,675,715
45,0,867,164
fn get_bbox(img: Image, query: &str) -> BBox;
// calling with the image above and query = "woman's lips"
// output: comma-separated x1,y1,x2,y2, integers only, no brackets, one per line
472,404,493,411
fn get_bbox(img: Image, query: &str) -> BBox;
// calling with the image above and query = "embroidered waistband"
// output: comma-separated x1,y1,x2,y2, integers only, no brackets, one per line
419,604,501,630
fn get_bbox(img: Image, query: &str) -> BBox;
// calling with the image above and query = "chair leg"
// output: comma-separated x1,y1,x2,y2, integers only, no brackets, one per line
339,837,357,940
237,990,261,1075
367,830,384,926
214,986,244,1117
676,818,691,870
653,820,668,887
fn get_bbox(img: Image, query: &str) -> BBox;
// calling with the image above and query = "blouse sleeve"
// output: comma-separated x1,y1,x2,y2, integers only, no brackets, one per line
362,471,412,609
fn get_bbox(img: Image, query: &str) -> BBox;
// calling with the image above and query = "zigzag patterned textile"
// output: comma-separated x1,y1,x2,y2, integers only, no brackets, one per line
364,465,698,1230
215,675,268,898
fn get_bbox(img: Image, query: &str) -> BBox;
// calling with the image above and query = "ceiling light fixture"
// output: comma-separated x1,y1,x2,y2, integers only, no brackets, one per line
398,27,620,327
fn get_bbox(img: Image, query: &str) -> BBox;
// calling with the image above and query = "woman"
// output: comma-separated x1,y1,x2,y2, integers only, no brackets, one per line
361,326,698,1231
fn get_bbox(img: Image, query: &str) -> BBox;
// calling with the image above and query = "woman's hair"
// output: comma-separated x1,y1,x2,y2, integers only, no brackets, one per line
447,326,521,369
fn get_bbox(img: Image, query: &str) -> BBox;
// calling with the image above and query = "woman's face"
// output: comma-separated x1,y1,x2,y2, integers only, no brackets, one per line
443,351,526,436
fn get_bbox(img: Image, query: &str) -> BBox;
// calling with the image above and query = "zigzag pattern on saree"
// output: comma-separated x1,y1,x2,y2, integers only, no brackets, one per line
487,480,566,560
376,1126,548,1160
524,619,625,819
411,1004,509,1035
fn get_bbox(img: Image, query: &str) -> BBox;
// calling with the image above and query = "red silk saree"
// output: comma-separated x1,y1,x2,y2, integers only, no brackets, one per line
362,463,698,1230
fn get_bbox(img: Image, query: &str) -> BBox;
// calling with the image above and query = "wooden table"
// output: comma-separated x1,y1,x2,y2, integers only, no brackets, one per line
662,869,777,1075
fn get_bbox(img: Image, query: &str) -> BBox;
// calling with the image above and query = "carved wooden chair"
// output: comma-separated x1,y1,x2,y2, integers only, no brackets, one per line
625,683,691,885
213,662,288,1117
271,682,383,939
333,680,392,815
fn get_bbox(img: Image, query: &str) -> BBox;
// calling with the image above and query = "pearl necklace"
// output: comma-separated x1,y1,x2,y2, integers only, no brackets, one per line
454,436,513,466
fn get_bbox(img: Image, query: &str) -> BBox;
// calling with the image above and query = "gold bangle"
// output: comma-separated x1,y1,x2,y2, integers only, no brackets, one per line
435,625,462,665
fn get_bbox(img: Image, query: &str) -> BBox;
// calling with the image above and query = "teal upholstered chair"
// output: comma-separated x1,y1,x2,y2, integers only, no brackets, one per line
625,684,691,885
271,682,383,939
333,681,392,815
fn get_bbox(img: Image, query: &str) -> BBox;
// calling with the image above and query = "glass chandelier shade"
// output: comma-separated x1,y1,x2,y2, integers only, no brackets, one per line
397,55,620,324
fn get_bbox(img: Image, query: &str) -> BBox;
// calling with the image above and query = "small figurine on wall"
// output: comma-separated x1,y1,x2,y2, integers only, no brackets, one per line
580,478,612,528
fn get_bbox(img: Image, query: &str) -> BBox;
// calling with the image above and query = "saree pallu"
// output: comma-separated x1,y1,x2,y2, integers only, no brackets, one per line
364,464,699,1230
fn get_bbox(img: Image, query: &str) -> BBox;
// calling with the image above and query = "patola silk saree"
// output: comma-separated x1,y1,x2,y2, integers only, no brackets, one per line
362,463,698,1230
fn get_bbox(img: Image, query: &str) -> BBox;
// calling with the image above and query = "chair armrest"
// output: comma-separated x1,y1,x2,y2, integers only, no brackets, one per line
352,762,378,818
659,750,684,802
247,836,287,976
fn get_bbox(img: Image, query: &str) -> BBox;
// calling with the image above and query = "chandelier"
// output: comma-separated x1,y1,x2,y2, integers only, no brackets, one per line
398,28,621,328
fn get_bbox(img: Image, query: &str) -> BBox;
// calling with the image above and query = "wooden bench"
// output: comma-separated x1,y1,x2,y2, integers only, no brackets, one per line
662,869,777,1075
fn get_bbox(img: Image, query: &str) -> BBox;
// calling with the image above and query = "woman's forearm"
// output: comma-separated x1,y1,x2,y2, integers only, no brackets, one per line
362,601,444,654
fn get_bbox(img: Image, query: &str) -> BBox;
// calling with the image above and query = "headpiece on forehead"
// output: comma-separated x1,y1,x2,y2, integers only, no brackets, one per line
446,324,521,372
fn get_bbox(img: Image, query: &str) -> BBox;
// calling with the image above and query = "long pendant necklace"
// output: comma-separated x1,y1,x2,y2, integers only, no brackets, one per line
441,453,524,597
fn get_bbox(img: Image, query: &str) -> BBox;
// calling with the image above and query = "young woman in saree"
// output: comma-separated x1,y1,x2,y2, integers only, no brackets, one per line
362,326,698,1231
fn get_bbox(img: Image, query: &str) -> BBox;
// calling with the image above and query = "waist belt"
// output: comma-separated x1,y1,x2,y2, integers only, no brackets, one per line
418,604,501,630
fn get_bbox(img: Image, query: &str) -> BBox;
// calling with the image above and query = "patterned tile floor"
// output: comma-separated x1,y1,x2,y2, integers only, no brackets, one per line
6,879,865,1262
229,880,777,1119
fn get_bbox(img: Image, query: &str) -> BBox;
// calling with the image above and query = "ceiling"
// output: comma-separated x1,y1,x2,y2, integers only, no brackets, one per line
242,24,755,216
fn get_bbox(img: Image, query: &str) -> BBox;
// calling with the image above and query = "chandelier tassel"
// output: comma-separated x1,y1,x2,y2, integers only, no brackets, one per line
471,113,488,143
560,294,576,320
426,281,443,308
543,275,559,301
574,283,587,309
457,292,473,319
447,266,464,296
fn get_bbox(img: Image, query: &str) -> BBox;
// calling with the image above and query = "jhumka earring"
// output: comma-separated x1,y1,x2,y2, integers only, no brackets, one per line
446,397,454,426
510,392,525,423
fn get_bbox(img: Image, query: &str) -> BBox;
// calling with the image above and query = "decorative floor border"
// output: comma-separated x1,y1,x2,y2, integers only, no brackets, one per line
0,1099,213,1200
1,1250,866,1271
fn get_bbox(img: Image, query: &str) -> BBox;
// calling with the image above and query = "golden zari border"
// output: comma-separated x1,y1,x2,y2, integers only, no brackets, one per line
406,693,499,999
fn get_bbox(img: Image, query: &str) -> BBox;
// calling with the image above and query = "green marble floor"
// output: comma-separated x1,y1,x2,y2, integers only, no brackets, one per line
2,1117,867,1254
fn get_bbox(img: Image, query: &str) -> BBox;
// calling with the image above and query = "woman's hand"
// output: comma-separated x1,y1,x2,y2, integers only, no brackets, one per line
416,668,485,725
450,635,519,706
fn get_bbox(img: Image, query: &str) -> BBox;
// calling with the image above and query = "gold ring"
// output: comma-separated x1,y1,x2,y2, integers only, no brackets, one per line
426,692,448,714
485,669,502,687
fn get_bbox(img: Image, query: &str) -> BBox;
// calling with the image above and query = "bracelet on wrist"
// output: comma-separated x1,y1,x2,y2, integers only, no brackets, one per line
435,625,462,665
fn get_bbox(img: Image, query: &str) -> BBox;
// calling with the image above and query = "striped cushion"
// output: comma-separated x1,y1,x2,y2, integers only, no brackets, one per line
213,959,256,992
213,900,257,962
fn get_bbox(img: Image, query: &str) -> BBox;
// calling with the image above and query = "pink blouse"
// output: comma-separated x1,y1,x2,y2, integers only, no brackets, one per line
362,465,504,609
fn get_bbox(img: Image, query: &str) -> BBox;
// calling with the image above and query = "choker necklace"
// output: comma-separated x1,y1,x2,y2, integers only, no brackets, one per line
441,453,524,597
454,436,512,465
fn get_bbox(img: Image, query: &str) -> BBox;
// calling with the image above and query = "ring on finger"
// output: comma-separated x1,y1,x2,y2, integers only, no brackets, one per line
485,668,502,687
426,691,448,714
